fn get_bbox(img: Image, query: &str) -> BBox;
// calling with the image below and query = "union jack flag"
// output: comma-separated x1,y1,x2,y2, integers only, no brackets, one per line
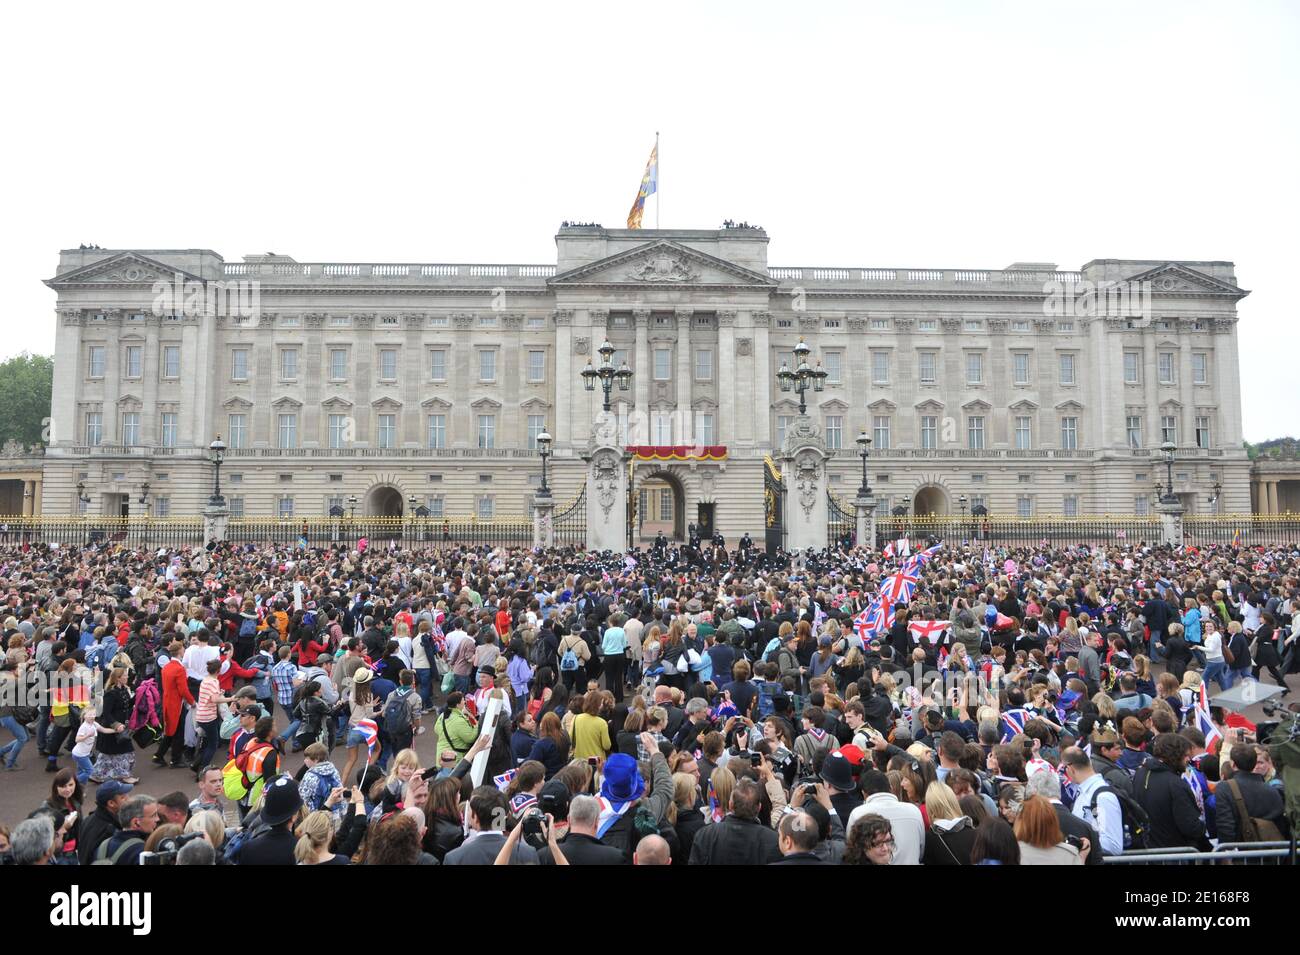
1000,708,1031,742
493,768,518,791
903,544,942,575
1195,683,1223,749
882,570,918,604
853,596,894,638
353,718,380,761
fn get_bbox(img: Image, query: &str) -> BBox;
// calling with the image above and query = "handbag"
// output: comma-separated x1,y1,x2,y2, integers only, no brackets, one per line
440,670,456,694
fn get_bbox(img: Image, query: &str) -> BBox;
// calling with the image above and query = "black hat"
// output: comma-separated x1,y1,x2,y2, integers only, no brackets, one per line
258,774,303,826
821,750,856,792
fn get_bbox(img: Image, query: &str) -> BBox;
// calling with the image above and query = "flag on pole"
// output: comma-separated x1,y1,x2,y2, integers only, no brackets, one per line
1231,528,1242,548
353,718,380,762
882,570,919,604
1195,682,1223,750
626,141,658,229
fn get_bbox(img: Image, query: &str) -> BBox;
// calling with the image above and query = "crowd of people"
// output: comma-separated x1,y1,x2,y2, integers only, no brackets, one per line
0,532,1297,866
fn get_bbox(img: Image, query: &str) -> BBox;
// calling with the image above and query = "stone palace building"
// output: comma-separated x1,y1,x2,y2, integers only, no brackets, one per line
38,225,1252,540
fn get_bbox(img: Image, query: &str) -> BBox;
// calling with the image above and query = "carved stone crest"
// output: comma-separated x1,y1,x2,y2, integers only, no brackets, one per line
452,312,474,330
573,337,591,356
628,253,696,283
793,450,822,519
592,449,621,519
736,338,753,357
718,310,737,327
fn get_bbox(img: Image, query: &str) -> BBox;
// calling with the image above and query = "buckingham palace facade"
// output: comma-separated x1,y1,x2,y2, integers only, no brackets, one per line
40,225,1251,539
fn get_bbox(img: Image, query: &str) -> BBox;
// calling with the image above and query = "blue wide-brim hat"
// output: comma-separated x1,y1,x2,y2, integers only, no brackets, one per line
600,753,645,805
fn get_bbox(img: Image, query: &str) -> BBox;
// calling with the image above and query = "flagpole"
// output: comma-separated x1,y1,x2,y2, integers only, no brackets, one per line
655,131,660,229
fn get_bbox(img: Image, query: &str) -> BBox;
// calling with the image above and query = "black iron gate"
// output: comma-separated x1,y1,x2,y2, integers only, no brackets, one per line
764,455,784,554
828,490,855,549
554,487,586,547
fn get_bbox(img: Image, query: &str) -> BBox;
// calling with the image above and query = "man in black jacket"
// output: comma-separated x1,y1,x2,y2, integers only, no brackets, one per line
539,795,626,865
688,779,780,865
1089,730,1134,797
237,775,302,865
1216,744,1288,842
78,780,131,865
769,810,829,865
1133,733,1211,850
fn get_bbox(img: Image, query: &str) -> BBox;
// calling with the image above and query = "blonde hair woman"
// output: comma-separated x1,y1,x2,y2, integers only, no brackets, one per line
295,809,347,865
706,766,735,823
185,810,226,849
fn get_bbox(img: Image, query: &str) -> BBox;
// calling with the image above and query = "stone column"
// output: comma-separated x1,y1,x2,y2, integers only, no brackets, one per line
585,441,629,553
33,478,42,516
717,311,736,448
675,309,693,440
533,492,555,549
778,417,830,552
633,309,650,416
752,311,772,447
1155,497,1185,547
854,493,877,551
1267,480,1279,515
21,481,33,516
554,310,574,449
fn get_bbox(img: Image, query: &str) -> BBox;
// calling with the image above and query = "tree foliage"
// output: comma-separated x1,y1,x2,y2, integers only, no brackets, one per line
0,353,54,449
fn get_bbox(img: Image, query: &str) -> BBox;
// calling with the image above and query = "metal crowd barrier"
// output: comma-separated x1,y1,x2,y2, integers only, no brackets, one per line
1104,841,1293,865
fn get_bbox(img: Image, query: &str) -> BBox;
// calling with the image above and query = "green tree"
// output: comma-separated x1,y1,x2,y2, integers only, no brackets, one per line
0,353,54,448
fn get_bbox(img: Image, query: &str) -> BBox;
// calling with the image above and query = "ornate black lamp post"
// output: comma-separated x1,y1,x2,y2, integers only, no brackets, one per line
208,436,226,506
581,340,633,412
1159,440,1177,503
855,431,872,497
537,427,553,497
775,338,827,416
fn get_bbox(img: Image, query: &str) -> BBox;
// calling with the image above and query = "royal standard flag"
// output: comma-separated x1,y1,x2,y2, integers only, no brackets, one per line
626,142,658,229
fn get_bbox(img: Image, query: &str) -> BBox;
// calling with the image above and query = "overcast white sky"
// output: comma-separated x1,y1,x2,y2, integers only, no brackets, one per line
3,0,1295,439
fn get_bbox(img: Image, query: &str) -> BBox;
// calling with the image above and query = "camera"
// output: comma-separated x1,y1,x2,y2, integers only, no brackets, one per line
139,830,205,865
520,807,549,850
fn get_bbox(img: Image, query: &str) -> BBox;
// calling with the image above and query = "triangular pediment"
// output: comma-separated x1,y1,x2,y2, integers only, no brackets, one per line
914,399,945,412
549,240,776,289
222,396,253,410
46,252,202,288
421,396,453,410
322,396,354,410
866,398,897,413
1055,399,1084,412
271,395,303,409
962,399,992,412
1009,399,1040,412
470,397,503,411
371,397,403,410
819,398,850,412
1124,263,1248,298
520,398,551,413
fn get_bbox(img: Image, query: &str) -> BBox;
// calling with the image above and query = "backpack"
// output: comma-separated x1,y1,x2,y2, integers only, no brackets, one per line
239,617,257,640
1223,779,1284,843
383,691,415,739
86,642,108,671
755,682,779,720
527,637,550,669
92,836,144,866
222,741,273,801
222,822,271,865
1092,782,1151,850
559,639,579,673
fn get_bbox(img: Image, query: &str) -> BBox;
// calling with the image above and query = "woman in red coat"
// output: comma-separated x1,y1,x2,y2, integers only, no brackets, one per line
153,642,195,768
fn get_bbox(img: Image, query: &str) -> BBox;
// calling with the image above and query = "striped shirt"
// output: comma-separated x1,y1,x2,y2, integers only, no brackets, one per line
270,659,300,706
196,675,222,723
